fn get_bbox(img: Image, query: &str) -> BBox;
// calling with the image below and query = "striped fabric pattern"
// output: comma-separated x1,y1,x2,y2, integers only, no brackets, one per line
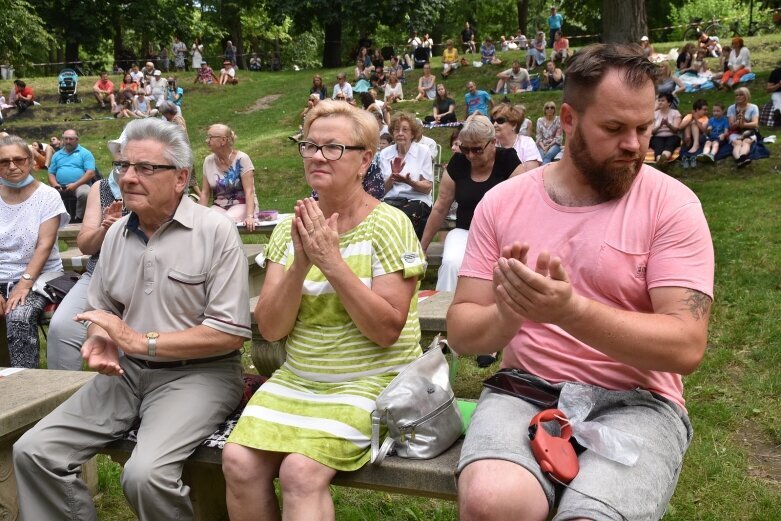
228,203,426,470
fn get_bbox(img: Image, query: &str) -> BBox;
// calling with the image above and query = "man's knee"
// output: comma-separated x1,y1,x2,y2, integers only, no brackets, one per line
458,460,549,521
121,452,180,497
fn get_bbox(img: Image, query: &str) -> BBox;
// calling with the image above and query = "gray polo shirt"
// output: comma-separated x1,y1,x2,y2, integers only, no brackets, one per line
87,195,251,361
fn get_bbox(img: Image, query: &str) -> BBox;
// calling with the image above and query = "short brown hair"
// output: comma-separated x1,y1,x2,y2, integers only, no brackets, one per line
563,43,658,113
389,112,422,141
491,104,523,133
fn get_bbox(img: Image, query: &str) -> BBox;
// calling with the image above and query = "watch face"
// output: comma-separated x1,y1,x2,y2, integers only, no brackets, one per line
147,332,160,339
22,273,32,280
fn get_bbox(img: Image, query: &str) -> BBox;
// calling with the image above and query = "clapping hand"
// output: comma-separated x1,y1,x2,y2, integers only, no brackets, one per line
101,200,124,229
389,156,408,184
493,242,576,326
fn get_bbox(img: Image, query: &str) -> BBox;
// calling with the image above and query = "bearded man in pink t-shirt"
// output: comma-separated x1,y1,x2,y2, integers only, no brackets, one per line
450,44,714,521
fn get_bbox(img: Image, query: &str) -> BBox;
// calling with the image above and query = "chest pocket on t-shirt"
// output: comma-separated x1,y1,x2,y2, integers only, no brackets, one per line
166,269,208,316
595,242,651,309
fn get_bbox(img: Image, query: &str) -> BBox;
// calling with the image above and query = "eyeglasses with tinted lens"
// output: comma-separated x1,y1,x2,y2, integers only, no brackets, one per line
493,117,508,125
297,141,366,161
460,142,492,156
112,161,177,176
0,156,30,169
544,106,556,110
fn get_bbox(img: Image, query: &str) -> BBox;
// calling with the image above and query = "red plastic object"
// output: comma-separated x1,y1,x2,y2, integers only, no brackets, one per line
528,408,579,483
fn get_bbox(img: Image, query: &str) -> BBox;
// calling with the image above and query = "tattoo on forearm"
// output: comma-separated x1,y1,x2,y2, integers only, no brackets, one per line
682,290,712,320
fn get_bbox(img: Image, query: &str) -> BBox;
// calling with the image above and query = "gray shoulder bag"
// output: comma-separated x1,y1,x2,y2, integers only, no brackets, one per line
370,337,463,465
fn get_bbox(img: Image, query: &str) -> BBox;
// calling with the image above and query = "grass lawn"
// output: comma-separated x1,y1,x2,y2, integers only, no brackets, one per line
5,34,781,520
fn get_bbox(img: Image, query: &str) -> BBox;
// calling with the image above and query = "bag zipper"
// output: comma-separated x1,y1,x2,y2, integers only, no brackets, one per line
398,394,456,441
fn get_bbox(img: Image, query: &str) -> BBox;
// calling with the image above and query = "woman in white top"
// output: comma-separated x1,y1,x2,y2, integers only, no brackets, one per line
720,37,751,89
0,135,68,367
378,113,433,238
191,38,204,69
199,124,258,230
384,71,403,103
492,104,541,173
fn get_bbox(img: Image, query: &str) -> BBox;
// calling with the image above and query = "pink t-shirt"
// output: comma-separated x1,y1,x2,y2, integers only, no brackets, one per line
459,165,714,408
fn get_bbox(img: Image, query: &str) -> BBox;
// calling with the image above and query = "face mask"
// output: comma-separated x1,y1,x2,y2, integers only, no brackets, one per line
108,167,123,199
0,174,35,188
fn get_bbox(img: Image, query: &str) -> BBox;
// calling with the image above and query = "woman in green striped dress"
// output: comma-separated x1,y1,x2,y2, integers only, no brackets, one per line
223,100,427,520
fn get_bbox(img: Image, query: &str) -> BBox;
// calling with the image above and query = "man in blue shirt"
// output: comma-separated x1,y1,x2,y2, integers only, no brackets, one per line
548,6,564,45
464,81,493,118
48,129,96,223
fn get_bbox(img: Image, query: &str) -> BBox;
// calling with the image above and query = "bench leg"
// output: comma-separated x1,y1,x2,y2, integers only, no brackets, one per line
183,461,229,521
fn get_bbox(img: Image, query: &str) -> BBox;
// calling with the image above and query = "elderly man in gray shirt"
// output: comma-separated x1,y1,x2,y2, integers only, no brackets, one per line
13,118,251,521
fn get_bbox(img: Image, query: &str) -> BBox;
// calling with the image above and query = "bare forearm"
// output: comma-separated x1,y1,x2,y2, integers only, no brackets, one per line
257,263,308,340
75,170,94,187
420,199,449,251
447,302,520,355
321,261,408,347
114,324,246,358
559,295,707,374
77,226,108,255
407,179,432,194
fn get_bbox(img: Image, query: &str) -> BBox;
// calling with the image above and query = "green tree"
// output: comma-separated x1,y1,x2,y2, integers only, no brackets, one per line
0,0,53,67
265,0,452,67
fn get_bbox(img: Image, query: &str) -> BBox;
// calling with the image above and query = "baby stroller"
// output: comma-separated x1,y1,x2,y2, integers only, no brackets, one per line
57,69,81,104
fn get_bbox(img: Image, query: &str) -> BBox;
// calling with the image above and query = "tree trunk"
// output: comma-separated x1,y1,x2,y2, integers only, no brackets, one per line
517,0,530,36
322,16,342,68
65,41,80,66
224,2,245,69
111,9,123,67
602,0,647,43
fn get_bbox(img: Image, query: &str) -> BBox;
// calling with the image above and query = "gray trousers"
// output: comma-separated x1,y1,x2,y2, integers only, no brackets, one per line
46,272,91,370
13,354,243,521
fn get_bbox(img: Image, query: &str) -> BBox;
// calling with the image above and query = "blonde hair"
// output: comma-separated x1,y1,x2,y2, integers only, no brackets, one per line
303,99,379,153
208,124,236,145
734,86,751,103
459,113,495,143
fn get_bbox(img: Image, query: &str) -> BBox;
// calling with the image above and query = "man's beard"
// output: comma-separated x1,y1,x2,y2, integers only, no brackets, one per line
569,126,643,201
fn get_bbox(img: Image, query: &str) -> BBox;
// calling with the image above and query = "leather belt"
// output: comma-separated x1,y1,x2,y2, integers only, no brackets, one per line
126,350,240,369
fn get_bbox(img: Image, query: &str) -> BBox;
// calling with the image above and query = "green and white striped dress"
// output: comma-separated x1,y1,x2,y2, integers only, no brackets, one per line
228,203,426,471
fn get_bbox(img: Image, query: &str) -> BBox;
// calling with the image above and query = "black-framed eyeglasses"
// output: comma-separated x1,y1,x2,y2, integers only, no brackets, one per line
112,161,178,176
0,156,30,169
297,141,366,161
493,117,509,125
460,142,492,156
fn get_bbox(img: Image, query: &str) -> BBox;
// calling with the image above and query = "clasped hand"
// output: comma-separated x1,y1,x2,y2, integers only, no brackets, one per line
492,242,577,326
291,198,340,270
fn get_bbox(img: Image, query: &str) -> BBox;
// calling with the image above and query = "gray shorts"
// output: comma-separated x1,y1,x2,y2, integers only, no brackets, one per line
457,377,693,521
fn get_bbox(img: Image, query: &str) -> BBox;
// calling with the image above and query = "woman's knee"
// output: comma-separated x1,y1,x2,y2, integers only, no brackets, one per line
223,443,280,486
278,454,335,497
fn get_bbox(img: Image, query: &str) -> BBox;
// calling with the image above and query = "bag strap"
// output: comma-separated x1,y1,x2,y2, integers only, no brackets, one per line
370,410,395,466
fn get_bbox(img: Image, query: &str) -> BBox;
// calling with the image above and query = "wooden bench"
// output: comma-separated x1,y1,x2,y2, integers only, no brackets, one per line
59,244,267,296
102,435,460,521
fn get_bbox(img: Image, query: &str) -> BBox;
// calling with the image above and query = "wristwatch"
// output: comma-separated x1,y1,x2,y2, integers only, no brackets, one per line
21,273,33,281
146,332,160,357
